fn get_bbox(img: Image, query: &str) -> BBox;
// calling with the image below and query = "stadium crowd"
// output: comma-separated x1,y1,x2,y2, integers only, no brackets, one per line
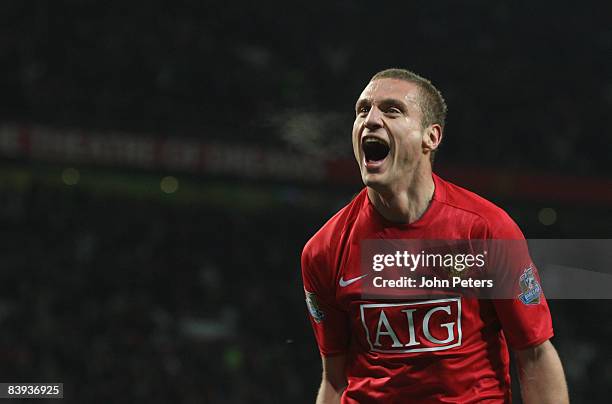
0,182,322,403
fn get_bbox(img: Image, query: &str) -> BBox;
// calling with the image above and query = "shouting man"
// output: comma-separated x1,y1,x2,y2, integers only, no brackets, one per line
301,68,568,403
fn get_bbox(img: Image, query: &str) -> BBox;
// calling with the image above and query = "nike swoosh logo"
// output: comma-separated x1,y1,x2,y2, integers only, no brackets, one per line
339,274,369,287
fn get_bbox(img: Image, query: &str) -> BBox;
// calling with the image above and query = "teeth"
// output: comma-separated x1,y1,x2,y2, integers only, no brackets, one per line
363,137,387,146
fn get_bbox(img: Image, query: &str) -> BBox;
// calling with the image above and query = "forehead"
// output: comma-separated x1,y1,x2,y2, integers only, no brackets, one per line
357,78,421,106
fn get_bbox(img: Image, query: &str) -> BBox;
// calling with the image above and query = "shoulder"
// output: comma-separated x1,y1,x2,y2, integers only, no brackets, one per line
302,189,367,269
436,175,524,239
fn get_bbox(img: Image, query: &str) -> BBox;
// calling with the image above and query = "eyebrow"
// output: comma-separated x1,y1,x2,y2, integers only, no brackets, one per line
355,97,408,110
355,98,369,110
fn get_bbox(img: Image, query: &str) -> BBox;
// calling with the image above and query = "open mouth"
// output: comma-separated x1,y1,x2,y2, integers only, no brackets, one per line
362,137,390,163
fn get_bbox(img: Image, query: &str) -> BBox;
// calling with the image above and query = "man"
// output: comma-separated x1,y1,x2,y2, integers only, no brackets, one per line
301,68,568,403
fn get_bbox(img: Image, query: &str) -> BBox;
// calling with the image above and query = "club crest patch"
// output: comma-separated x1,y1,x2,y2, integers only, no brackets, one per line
305,291,325,323
518,267,541,305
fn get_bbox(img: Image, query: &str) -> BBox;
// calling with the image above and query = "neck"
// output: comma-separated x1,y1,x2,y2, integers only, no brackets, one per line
367,167,435,224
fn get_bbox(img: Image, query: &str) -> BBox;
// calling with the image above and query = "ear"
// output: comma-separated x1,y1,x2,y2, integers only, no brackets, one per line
422,124,443,153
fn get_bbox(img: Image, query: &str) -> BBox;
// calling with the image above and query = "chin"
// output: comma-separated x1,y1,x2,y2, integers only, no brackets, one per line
362,172,388,190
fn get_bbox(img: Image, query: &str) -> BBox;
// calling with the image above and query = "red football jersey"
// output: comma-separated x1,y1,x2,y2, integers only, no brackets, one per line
301,174,553,403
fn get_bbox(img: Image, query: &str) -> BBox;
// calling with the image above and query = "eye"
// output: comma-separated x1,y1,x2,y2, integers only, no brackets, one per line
385,107,402,114
357,105,370,115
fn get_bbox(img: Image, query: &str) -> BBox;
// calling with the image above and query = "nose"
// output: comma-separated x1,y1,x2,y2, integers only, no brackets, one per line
364,106,383,130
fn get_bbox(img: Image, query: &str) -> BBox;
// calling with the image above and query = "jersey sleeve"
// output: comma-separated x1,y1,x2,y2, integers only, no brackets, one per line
301,241,350,356
488,213,554,350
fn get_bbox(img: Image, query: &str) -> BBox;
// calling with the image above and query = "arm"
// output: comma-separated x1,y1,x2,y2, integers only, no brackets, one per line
515,339,569,404
316,354,347,404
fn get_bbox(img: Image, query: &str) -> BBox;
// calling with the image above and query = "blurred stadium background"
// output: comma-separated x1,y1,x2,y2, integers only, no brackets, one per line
0,1,610,403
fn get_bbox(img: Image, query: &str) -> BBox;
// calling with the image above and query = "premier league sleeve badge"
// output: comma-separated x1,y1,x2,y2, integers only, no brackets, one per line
305,291,325,323
517,267,542,305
